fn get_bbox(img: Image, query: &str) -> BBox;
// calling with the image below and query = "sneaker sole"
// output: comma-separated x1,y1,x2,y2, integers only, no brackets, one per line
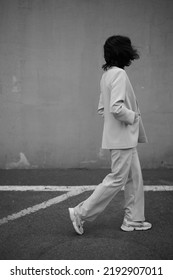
121,224,152,232
68,208,83,235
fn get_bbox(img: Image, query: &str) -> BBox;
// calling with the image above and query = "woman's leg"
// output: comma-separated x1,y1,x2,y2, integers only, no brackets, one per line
123,148,145,222
74,149,132,222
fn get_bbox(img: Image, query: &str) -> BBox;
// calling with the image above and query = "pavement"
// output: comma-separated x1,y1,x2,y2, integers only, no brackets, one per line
0,168,173,260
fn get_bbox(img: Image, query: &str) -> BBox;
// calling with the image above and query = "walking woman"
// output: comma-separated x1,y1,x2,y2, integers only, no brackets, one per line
69,35,152,234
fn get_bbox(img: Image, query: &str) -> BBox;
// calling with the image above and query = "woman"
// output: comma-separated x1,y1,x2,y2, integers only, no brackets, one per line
68,35,152,234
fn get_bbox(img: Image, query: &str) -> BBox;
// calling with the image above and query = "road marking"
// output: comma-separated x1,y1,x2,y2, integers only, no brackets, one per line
0,185,173,191
0,187,89,226
0,185,96,192
145,185,173,191
0,185,173,226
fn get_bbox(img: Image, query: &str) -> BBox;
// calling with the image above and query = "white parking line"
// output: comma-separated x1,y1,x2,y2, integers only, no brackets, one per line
0,185,96,192
0,185,173,226
0,185,173,191
0,187,88,226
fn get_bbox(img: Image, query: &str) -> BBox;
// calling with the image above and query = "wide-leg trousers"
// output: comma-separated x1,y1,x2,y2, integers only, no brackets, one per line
74,148,145,223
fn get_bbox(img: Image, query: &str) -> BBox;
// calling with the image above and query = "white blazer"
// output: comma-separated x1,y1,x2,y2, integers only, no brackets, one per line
98,67,148,149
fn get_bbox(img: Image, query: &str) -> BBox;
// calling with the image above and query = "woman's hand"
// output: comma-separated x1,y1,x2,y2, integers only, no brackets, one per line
134,112,140,123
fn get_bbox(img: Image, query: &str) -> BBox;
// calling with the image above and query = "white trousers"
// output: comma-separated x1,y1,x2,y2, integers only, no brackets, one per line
75,148,145,223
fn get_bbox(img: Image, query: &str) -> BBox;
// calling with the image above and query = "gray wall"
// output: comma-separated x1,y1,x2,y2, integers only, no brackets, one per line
0,0,173,168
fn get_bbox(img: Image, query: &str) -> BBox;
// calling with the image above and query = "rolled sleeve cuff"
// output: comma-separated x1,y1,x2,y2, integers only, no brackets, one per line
111,104,136,125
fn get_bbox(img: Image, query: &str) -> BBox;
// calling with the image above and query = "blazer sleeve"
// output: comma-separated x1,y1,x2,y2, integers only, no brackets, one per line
109,70,135,125
97,92,104,116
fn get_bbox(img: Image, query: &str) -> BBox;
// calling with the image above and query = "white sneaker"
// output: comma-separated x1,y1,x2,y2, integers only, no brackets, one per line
68,208,84,235
121,220,152,232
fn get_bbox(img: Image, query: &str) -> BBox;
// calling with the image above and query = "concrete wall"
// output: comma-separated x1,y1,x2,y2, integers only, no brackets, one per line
0,0,173,168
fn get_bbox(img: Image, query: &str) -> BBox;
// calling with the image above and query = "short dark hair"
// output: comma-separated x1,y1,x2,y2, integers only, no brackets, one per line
102,35,139,71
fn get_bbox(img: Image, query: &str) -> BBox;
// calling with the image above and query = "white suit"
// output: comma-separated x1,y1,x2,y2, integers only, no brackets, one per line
75,67,147,224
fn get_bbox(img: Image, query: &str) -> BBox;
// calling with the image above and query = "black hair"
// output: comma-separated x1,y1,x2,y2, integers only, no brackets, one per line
102,35,139,71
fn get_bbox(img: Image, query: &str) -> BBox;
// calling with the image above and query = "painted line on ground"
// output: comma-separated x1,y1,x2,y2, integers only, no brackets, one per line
0,188,88,226
0,185,173,191
0,185,95,192
0,185,173,226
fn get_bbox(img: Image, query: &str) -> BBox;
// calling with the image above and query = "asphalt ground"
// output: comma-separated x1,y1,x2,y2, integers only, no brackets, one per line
0,168,173,186
0,168,173,260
